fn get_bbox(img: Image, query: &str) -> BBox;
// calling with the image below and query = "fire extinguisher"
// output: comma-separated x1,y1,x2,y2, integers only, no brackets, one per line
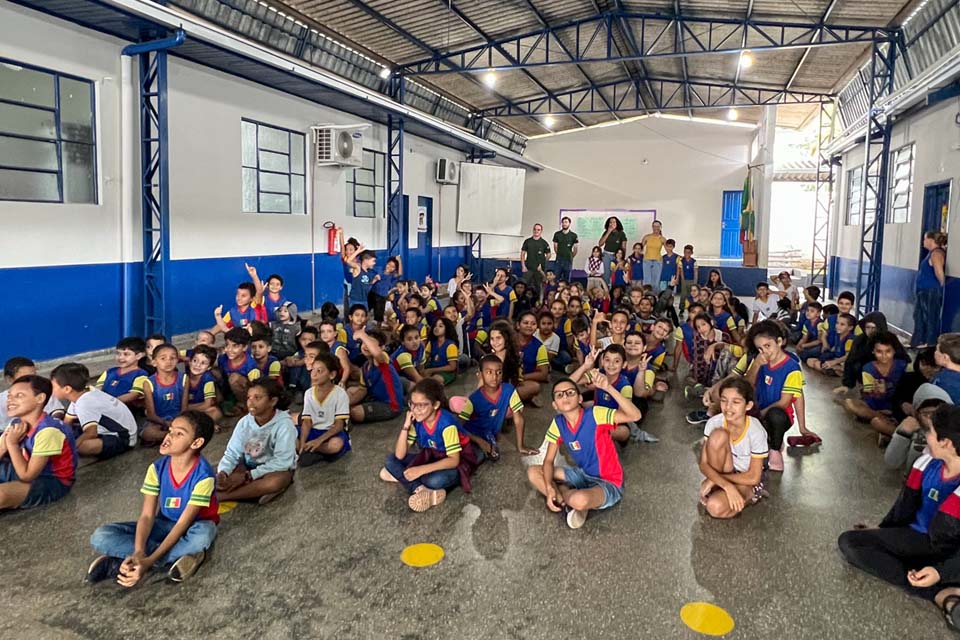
324,221,340,255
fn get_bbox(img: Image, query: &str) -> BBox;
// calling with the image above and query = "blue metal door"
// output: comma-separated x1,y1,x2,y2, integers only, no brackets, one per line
406,196,434,282
720,190,743,260
919,181,950,263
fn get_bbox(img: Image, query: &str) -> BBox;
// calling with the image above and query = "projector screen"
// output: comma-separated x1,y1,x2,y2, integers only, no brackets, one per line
456,163,525,236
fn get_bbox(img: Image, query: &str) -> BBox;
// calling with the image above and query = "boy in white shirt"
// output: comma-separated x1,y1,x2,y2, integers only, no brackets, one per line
299,353,351,466
52,363,138,459
751,282,780,323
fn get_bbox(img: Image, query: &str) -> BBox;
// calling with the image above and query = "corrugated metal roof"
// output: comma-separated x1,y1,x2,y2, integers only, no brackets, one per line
172,0,920,142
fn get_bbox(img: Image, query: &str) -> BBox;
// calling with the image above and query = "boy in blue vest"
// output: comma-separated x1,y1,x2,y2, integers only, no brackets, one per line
96,337,148,409
934,334,960,404
347,327,405,423
215,328,261,416
87,410,218,585
211,263,266,334
660,239,681,293
141,344,189,445
457,355,538,459
795,301,823,360
526,376,640,529
263,273,288,322
679,244,698,303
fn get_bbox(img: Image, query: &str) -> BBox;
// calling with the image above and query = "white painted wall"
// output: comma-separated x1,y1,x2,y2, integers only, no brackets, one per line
0,2,471,272
832,98,960,273
506,116,754,260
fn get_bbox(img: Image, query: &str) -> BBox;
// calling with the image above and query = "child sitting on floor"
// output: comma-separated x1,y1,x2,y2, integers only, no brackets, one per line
843,333,908,435
347,328,405,424
1,357,67,427
211,263,266,333
318,320,352,385
53,363,138,460
795,301,823,360
808,312,855,375
299,353,351,466
186,345,222,426
838,405,960,609
141,344,189,445
423,317,459,386
378,378,479,512
216,327,261,416
269,301,300,361
96,337,148,408
391,324,426,387
0,375,76,510
699,377,768,519
526,375,639,529
216,379,296,505
87,410,217,586
250,331,282,382
934,333,960,404
457,355,538,459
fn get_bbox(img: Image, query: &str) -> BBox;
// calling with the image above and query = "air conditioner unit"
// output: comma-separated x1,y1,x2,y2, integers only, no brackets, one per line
311,124,368,167
436,158,460,184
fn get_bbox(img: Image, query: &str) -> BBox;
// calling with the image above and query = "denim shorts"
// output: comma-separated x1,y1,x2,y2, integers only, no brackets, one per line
562,466,623,510
0,461,72,508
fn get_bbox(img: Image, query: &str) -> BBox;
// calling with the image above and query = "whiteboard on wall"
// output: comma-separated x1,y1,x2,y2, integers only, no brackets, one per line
456,163,525,235
561,208,658,271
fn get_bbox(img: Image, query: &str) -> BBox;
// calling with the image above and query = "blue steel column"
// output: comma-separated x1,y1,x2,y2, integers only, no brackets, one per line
387,76,405,262
854,38,896,315
124,31,184,336
809,102,836,293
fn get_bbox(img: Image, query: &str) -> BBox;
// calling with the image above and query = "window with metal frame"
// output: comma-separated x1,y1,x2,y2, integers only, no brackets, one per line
846,166,863,226
0,58,97,203
241,119,305,214
346,148,385,218
887,144,915,224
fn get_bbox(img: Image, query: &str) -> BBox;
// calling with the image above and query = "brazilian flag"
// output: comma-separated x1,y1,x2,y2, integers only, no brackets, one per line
739,171,755,244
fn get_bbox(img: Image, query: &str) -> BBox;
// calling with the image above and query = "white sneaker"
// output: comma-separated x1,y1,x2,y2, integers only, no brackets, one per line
566,508,587,529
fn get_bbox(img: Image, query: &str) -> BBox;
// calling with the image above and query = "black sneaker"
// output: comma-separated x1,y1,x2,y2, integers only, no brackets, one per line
686,410,710,425
85,555,122,584
168,551,205,583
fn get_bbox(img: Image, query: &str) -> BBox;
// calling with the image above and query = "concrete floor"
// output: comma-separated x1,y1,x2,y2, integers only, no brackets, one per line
1,369,955,639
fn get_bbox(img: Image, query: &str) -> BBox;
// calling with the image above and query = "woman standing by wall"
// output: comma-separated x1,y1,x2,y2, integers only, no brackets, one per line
640,220,665,294
913,231,947,348
598,216,626,278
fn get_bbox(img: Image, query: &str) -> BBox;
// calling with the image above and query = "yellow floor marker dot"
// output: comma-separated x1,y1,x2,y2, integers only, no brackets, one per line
401,543,444,568
680,602,735,636
217,501,238,515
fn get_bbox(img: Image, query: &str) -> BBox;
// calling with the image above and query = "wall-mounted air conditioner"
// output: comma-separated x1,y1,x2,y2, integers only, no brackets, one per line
436,158,460,184
311,124,369,167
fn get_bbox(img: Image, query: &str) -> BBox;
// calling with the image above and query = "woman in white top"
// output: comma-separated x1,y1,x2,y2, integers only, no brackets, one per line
699,377,768,519
447,264,471,299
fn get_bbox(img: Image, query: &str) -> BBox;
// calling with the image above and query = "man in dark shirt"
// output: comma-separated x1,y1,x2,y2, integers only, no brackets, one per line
520,223,551,300
552,216,579,283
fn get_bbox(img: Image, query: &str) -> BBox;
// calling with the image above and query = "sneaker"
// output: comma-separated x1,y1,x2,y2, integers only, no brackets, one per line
749,482,768,505
168,551,205,583
564,363,577,375
684,384,704,400
767,449,784,472
565,507,587,529
86,555,122,583
686,410,710,425
408,487,446,512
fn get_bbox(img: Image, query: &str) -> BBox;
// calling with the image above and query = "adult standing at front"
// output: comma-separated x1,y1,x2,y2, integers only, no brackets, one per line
520,223,551,297
598,216,626,277
552,216,579,283
913,231,947,348
640,220,665,294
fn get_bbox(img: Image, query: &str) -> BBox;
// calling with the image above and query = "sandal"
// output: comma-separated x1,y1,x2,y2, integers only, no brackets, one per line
941,594,960,631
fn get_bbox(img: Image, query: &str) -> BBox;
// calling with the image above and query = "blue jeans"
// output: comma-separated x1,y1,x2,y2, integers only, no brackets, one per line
90,518,217,565
643,259,662,294
551,349,573,372
912,287,943,347
384,452,459,494
602,251,616,279
554,258,572,283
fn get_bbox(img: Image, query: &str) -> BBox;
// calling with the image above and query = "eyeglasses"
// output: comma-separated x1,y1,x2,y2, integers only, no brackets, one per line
408,401,433,411
553,389,579,399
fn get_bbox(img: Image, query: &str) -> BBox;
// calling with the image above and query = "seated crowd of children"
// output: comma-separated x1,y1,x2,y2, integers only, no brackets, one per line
3,238,960,633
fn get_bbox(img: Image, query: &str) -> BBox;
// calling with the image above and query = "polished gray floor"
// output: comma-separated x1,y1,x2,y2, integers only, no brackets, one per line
1,369,954,639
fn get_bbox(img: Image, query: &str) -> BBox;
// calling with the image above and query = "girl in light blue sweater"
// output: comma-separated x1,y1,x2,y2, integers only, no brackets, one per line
216,379,297,505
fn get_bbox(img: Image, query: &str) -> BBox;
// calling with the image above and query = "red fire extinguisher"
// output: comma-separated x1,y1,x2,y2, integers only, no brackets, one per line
324,221,340,255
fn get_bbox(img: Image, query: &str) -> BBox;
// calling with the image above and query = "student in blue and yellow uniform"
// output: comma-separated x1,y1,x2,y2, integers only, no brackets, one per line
88,410,218,585
337,305,370,367
348,328,404,424
808,312,856,376
216,328,261,417
795,301,823,360
516,311,550,403
250,332,283,382
186,345,222,425
318,320,352,385
423,317,459,386
660,239,681,293
212,263,267,334
843,333,908,435
526,376,640,529
571,344,634,410
838,405,960,607
457,355,538,459
934,334,960,404
0,375,77,510
97,336,149,409
379,379,479,513
747,321,819,472
391,324,426,386
491,268,517,319
262,273,288,322
708,291,741,344
141,344,189,445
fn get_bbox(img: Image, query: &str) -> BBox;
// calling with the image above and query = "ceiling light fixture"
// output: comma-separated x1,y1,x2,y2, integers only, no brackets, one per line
544,115,555,127
739,50,754,69
482,70,497,88
727,107,739,121
379,67,391,79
